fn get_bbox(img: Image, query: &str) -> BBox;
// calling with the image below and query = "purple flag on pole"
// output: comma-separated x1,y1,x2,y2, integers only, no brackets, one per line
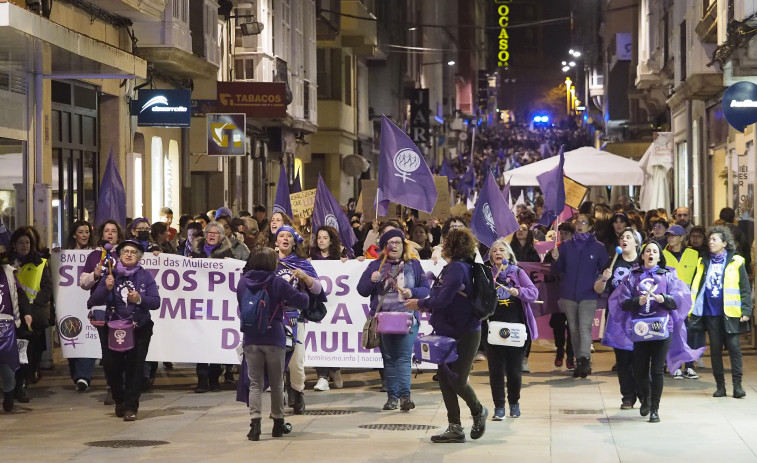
95,148,127,228
536,145,566,227
458,164,476,197
273,165,293,218
470,172,520,248
501,177,511,205
312,175,357,258
291,168,302,193
439,158,457,181
377,115,437,215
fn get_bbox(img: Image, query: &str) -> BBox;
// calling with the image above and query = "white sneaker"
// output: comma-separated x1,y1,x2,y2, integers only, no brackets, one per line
314,377,330,391
330,370,344,389
590,343,596,353
521,358,531,373
683,368,699,379
474,352,486,362
672,369,683,380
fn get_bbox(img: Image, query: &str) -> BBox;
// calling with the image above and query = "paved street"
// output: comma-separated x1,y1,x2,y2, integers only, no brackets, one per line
2,343,757,463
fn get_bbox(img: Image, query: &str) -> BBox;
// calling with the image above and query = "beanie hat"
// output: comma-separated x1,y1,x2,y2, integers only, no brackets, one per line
215,207,233,219
379,228,405,250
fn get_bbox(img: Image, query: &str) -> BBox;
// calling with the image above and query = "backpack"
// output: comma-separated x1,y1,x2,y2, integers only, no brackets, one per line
466,261,497,321
239,284,281,338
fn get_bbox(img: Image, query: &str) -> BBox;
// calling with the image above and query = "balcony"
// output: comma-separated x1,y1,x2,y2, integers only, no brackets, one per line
340,0,377,56
695,1,718,43
85,0,165,22
667,72,723,108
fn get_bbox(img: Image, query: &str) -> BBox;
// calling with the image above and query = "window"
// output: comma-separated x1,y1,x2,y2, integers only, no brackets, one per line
151,137,163,222
0,138,23,239
680,20,686,81
316,48,341,100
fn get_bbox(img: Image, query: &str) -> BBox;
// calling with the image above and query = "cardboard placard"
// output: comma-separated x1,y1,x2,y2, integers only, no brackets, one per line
563,175,588,210
418,176,451,221
360,180,401,220
290,189,316,218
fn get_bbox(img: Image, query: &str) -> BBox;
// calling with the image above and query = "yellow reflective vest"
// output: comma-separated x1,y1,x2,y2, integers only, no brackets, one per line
16,258,46,303
662,246,699,287
690,254,749,319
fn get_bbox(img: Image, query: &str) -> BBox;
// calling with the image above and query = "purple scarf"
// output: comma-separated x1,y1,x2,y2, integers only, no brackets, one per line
203,242,217,257
115,260,140,276
710,249,726,264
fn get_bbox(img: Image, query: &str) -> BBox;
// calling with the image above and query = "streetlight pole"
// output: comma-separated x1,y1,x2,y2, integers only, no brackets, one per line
565,77,572,116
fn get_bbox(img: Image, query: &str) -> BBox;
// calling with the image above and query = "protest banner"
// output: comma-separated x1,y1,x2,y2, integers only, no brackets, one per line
290,189,316,218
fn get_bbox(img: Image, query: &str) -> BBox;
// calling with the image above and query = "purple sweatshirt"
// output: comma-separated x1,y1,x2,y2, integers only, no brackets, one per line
87,264,161,327
418,261,480,338
551,234,609,301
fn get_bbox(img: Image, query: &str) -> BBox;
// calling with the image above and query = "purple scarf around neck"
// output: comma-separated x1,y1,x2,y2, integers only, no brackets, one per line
115,260,140,276
203,242,217,257
710,249,726,264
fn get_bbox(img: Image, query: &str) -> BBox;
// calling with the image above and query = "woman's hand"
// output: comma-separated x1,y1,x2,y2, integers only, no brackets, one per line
371,271,381,283
340,257,348,263
638,294,647,306
404,299,419,311
356,255,365,262
601,268,612,281
153,250,161,256
127,290,141,304
653,294,664,304
508,287,519,297
105,274,114,291
94,265,102,278
402,288,412,299
741,315,750,322
24,314,32,329
551,247,559,260
292,269,310,285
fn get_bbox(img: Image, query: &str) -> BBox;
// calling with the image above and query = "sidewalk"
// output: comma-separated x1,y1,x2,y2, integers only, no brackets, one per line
1,345,756,463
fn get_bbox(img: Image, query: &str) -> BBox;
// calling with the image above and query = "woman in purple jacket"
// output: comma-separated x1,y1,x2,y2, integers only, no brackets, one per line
550,214,609,378
357,228,429,411
239,247,310,441
405,228,487,444
87,240,160,422
485,238,539,421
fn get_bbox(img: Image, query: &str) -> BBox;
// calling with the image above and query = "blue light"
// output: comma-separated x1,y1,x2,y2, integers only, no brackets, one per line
542,116,549,123
533,115,541,122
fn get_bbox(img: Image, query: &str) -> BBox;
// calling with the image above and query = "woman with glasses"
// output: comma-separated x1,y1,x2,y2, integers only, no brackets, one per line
216,214,250,262
357,228,429,411
649,218,669,250
509,223,540,373
190,221,234,392
551,214,609,378
87,240,161,421
274,224,326,414
128,218,160,254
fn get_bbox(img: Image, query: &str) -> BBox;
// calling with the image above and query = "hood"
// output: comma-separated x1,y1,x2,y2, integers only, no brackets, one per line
242,269,276,290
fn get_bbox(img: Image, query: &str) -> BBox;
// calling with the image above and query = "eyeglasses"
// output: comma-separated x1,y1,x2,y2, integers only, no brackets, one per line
449,224,465,230
206,231,221,236
120,249,139,256
135,227,150,232
386,239,403,247
577,221,589,225
653,224,666,229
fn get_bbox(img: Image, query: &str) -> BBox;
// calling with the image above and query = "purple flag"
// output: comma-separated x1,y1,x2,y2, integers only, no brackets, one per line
312,175,357,258
377,116,437,215
501,177,511,205
439,158,457,181
536,145,566,227
291,168,302,193
458,164,476,197
95,148,127,228
273,165,293,218
470,172,520,248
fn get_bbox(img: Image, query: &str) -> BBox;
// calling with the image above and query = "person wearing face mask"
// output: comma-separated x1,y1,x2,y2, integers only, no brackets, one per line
274,224,326,414
87,240,161,421
128,218,160,255
596,227,640,410
2,227,53,404
605,241,700,423
357,228,430,411
551,214,608,378
484,239,539,420
689,225,752,399
190,221,234,392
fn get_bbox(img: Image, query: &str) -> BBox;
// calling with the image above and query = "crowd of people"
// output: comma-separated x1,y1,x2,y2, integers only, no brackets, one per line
0,122,753,442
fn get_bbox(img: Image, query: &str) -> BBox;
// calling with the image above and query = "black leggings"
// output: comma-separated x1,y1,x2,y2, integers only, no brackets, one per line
703,315,743,381
632,338,670,409
438,329,483,425
485,342,525,407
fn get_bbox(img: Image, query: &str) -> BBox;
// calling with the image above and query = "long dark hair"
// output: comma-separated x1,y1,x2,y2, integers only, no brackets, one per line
4,227,38,263
639,240,667,269
310,226,342,259
511,226,535,253
65,220,95,250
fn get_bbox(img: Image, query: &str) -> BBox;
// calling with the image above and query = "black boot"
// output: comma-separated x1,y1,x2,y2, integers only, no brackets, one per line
293,390,305,415
713,375,727,397
14,380,29,403
272,418,291,437
648,409,660,423
733,378,746,399
580,357,592,378
3,391,13,412
247,418,261,441
639,397,650,417
195,375,210,393
572,357,584,378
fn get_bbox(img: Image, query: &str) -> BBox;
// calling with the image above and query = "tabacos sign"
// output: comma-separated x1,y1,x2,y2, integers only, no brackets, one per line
496,0,511,68
132,89,191,127
216,82,287,118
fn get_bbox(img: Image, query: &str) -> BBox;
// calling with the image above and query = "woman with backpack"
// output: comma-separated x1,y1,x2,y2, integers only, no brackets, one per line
239,247,310,441
404,228,488,444
357,228,429,411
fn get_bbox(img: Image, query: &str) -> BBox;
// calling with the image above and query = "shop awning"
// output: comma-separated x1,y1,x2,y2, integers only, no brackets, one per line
0,2,146,79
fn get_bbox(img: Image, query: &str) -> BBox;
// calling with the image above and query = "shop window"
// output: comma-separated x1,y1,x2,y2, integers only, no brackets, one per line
151,137,164,222
0,138,23,237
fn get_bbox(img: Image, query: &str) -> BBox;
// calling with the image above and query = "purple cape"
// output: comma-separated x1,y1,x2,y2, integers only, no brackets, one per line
603,266,705,373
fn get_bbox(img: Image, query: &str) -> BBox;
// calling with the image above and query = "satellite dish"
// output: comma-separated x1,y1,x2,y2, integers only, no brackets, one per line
341,154,370,176
459,132,469,141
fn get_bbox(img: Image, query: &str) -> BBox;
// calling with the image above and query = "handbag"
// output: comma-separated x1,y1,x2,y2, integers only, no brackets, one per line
376,312,413,334
487,321,528,347
629,315,670,342
107,318,135,352
302,294,327,322
412,334,458,365
361,263,403,349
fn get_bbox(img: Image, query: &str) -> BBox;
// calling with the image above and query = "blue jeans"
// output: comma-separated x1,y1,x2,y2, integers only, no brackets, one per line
0,363,15,393
380,323,419,399
68,358,95,383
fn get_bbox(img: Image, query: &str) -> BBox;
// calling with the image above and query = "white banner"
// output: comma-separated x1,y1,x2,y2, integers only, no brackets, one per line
52,251,447,368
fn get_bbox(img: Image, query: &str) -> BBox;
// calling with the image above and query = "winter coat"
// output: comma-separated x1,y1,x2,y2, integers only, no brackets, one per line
551,233,608,301
190,236,235,259
357,258,430,322
417,260,480,338
689,251,752,334
87,263,161,327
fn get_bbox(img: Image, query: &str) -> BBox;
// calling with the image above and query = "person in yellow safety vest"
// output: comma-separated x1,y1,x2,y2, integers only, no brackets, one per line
689,225,752,399
4,227,53,404
663,225,702,381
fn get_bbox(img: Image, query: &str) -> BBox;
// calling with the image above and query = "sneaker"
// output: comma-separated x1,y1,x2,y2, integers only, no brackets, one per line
331,370,344,389
383,397,399,410
683,368,699,379
492,407,506,421
431,424,466,443
314,377,330,391
76,379,89,392
470,406,488,439
554,356,563,367
521,358,531,373
509,403,521,418
474,352,486,362
400,396,415,411
566,358,575,370
672,369,683,380
123,410,137,421
590,343,595,353
163,362,174,370
620,401,634,410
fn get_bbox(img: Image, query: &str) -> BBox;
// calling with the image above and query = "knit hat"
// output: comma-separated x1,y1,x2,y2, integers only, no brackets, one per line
129,217,150,230
215,207,233,219
379,228,405,250
116,239,145,255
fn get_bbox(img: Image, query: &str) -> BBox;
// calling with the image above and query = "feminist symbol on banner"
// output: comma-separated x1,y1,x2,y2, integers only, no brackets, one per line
393,149,422,183
482,203,496,233
325,214,339,231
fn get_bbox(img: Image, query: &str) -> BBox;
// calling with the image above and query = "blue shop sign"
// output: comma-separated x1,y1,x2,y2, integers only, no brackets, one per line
132,89,191,127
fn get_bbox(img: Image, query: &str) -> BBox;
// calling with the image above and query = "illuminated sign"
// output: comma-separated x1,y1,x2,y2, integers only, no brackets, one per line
496,0,512,68
207,113,246,156
410,88,430,145
133,89,191,127
216,82,287,118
